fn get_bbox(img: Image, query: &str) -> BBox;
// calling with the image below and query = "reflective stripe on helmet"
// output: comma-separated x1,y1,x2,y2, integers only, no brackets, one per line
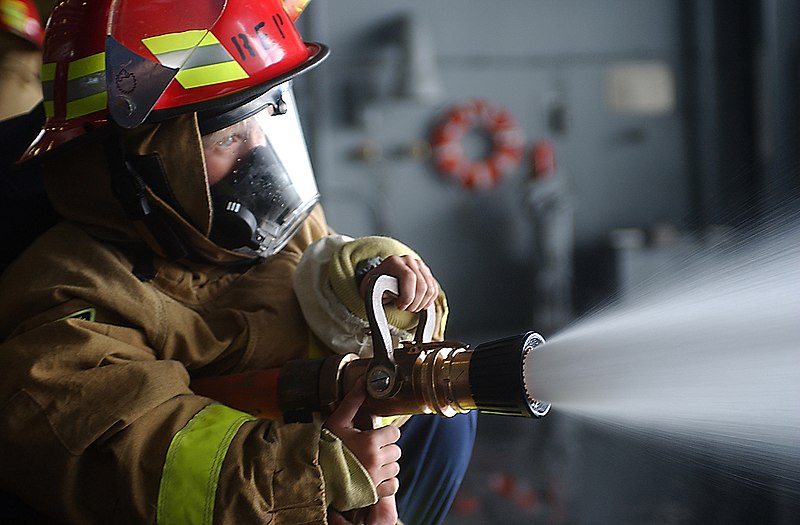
41,62,56,117
66,52,108,119
157,404,255,525
142,30,249,90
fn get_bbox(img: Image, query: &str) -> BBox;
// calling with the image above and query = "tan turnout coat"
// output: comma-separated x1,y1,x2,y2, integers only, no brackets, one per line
0,115,356,524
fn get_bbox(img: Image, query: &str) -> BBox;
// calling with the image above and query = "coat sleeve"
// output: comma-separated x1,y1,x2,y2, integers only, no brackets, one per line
0,316,336,524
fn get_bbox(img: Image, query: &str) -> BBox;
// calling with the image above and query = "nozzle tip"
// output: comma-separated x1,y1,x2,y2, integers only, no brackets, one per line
470,331,551,418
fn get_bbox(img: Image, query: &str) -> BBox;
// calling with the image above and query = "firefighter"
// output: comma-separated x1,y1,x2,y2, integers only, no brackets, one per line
0,0,475,523
0,0,44,121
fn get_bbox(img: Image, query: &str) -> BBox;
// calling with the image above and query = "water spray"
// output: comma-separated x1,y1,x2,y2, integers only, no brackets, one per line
523,220,800,501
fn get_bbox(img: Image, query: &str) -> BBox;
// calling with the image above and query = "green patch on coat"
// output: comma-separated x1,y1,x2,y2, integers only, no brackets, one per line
62,307,96,322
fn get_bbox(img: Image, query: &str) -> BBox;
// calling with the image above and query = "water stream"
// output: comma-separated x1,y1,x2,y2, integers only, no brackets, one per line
525,220,800,498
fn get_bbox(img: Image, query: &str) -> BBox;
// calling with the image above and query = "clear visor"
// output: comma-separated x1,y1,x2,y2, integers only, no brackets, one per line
201,84,319,257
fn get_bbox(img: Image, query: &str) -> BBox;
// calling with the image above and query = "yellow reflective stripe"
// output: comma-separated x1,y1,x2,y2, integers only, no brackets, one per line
157,404,255,525
68,52,105,80
41,62,56,82
61,307,96,322
175,61,248,89
198,32,222,47
143,30,248,89
41,63,56,116
282,0,311,20
66,91,107,119
1,0,29,33
142,29,211,55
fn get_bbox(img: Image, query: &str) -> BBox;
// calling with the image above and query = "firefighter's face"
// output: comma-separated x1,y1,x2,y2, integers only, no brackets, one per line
202,116,267,185
199,85,320,256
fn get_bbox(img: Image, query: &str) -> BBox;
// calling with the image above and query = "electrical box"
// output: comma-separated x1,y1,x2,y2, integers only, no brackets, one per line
606,61,675,115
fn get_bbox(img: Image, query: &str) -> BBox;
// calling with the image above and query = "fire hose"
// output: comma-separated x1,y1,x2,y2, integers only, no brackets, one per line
191,274,551,421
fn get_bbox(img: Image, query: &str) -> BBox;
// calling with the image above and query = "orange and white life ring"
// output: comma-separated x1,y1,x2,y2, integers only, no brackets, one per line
430,99,525,189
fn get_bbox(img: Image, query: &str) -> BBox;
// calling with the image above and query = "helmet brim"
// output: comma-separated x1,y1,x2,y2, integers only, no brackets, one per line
154,42,330,128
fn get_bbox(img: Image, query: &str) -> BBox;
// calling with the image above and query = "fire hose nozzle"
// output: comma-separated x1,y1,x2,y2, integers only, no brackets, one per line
357,274,550,418
191,276,551,420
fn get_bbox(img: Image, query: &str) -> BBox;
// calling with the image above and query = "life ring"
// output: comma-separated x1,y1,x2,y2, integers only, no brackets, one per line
430,99,525,189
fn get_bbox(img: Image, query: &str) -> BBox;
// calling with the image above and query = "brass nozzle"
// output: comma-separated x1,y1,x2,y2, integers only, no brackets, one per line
333,332,551,419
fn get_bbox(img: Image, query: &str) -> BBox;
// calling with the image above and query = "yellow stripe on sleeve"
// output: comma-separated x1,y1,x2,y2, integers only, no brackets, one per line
157,404,255,525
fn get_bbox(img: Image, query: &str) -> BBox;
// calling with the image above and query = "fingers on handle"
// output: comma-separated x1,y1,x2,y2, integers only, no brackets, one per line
370,442,401,497
394,259,418,311
373,424,401,446
328,509,355,525
327,378,366,430
375,477,400,498
411,259,438,312
366,495,398,525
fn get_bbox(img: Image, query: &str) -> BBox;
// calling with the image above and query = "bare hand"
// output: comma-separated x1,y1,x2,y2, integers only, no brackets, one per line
359,255,439,312
325,381,402,499
366,495,398,525
328,495,398,525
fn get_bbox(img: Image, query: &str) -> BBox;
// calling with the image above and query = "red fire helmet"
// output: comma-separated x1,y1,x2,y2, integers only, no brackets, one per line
0,0,44,48
22,0,327,161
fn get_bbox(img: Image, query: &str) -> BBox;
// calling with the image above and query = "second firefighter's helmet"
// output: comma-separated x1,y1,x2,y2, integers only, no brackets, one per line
0,0,43,48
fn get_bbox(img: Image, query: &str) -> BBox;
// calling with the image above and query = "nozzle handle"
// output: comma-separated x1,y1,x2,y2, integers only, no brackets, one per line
364,274,436,398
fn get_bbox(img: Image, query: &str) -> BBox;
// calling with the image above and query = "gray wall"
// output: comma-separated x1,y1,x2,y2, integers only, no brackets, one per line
297,0,690,338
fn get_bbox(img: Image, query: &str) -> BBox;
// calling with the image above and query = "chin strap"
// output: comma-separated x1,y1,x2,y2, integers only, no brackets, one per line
105,135,189,261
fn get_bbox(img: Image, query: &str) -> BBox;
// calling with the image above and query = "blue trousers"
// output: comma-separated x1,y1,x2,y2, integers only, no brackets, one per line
395,411,477,525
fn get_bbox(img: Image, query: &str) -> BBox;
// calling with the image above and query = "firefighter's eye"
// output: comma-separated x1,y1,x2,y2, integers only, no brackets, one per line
207,131,248,152
216,134,239,148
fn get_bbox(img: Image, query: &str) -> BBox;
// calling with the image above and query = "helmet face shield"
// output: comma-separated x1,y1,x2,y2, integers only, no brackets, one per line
202,83,319,257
